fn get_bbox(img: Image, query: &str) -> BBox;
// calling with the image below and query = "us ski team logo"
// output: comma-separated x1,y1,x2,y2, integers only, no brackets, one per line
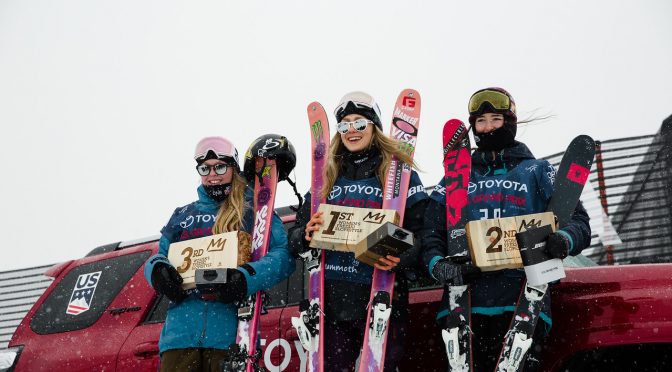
66,271,101,315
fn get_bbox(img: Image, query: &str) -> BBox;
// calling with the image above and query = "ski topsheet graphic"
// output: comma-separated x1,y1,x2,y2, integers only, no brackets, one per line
292,102,330,372
496,135,595,372
359,89,421,372
441,119,473,372
227,156,279,372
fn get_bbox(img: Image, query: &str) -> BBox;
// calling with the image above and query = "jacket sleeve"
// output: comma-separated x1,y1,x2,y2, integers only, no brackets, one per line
394,198,429,273
143,210,178,287
421,195,448,276
143,236,172,288
287,191,312,258
241,212,295,295
558,201,592,256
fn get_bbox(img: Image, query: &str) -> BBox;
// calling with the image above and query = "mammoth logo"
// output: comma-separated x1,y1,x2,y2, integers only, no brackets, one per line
363,211,385,224
519,218,543,231
329,186,342,200
207,238,226,252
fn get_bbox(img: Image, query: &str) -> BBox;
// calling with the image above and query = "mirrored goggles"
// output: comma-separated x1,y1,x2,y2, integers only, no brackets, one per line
468,89,512,115
196,163,229,176
336,119,373,134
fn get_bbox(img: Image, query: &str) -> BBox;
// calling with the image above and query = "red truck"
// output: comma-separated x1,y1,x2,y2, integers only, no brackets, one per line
3,209,672,371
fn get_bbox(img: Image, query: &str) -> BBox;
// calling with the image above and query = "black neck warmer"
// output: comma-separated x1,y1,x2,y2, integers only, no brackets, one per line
203,183,232,203
340,146,381,180
474,122,517,151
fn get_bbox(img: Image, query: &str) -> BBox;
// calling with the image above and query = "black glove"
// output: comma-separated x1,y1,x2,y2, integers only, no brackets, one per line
432,258,481,285
288,224,314,259
214,268,248,304
545,232,570,259
151,262,186,303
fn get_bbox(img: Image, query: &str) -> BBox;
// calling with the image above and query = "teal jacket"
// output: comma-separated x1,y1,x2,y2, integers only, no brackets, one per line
143,185,294,353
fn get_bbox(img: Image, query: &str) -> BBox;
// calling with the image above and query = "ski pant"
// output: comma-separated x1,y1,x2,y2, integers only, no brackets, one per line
471,313,546,372
325,315,407,372
160,347,230,372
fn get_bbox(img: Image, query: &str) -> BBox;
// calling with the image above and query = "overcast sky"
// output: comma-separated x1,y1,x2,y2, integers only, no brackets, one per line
1,1,671,271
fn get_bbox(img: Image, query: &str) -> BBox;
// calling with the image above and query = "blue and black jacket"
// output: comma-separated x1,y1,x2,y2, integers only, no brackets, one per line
143,185,294,353
288,147,429,322
422,142,591,329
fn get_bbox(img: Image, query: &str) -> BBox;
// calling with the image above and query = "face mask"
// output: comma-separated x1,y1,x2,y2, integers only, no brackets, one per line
474,123,517,151
203,183,232,202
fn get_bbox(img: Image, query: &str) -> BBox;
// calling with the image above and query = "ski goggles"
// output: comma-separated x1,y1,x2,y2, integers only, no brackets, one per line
336,119,373,134
194,137,239,166
468,89,512,115
196,163,229,176
333,92,382,121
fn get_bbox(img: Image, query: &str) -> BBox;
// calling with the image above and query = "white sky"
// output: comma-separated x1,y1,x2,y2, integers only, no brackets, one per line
1,1,671,271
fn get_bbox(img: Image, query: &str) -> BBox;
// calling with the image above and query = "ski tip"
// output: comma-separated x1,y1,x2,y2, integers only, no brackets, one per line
395,89,421,114
444,118,465,127
571,135,596,155
400,88,420,97
307,101,324,113
442,119,470,155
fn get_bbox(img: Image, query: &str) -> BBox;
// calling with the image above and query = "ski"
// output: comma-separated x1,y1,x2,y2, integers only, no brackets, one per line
440,119,473,372
226,156,279,372
359,89,421,372
495,135,595,372
291,102,330,372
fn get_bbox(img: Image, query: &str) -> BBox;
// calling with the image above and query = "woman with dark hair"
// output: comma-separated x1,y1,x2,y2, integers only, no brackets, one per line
422,88,591,371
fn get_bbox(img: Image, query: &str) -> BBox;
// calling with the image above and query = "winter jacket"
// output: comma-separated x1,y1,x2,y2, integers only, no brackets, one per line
144,185,294,353
288,147,429,322
422,142,591,328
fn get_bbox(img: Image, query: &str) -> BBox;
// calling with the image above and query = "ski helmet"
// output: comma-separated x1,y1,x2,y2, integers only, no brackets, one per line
194,136,240,171
243,134,297,182
334,91,383,131
467,87,517,125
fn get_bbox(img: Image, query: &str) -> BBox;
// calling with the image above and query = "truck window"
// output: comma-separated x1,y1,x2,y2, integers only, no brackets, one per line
30,251,151,334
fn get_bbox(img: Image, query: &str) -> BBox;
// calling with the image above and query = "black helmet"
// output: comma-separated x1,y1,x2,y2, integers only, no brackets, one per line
243,134,297,182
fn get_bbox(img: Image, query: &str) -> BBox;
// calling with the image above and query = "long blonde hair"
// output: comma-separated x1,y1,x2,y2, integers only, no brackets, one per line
212,170,248,233
321,127,418,200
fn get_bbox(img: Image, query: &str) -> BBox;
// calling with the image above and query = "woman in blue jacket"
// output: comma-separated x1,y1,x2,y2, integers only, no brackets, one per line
144,136,295,371
422,88,591,371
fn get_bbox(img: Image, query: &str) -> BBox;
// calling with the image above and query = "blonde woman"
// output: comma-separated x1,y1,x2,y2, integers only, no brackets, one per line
144,136,294,371
288,92,429,371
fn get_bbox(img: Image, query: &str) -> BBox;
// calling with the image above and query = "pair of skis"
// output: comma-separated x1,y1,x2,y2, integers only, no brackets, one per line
293,89,422,371
224,157,279,372
440,121,595,371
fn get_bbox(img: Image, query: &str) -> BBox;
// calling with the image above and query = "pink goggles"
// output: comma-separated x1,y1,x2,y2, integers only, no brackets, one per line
194,136,240,168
